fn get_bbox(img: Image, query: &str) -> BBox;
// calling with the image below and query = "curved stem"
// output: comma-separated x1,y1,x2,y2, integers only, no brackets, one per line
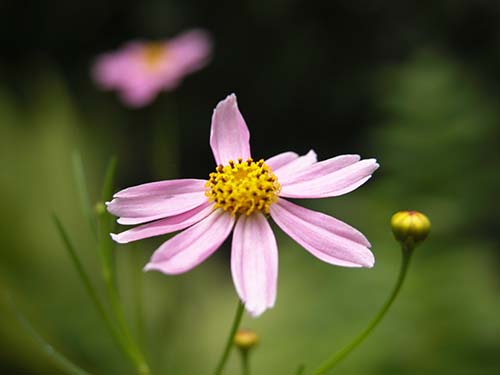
7,293,91,375
310,248,413,374
214,300,245,375
55,213,149,375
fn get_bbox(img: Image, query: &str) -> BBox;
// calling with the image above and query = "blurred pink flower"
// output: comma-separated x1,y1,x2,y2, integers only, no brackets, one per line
92,29,212,107
107,94,379,316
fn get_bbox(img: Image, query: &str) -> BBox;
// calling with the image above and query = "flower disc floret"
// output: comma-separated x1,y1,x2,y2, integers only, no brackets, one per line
205,158,280,216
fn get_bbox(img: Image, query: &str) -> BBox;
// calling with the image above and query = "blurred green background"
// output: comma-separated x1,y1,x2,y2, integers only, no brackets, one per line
1,1,500,374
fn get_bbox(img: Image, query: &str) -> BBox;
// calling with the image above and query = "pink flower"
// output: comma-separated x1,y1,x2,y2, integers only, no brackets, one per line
92,29,212,107
107,94,379,317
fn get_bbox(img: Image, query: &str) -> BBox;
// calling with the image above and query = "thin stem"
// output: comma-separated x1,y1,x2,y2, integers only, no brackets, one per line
7,294,91,375
131,248,146,348
239,350,250,375
52,215,118,336
105,277,150,375
310,248,413,375
214,300,245,375
53,214,149,374
96,158,150,375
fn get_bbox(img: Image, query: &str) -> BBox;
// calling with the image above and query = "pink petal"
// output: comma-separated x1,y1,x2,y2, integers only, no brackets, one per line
144,209,235,274
167,29,212,76
270,199,374,267
278,154,360,185
231,213,278,317
264,151,299,171
92,42,142,90
210,94,251,166
111,202,215,244
279,159,379,198
272,150,317,182
107,179,208,225
113,178,206,198
119,82,159,107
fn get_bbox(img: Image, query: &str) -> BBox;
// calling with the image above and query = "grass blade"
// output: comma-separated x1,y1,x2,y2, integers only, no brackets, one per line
95,157,151,375
72,151,97,238
52,214,126,357
6,293,92,375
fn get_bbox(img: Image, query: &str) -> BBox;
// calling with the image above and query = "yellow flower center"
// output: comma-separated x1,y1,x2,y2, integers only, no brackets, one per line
141,42,167,69
205,158,280,216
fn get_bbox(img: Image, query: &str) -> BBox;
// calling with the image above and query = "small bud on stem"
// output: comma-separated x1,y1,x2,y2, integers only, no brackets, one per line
234,329,259,351
95,201,106,215
391,210,430,249
234,329,259,375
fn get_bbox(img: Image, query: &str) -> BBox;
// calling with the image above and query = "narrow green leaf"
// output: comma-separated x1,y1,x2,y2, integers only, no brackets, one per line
101,156,117,204
97,156,118,279
52,214,110,326
95,157,151,375
53,214,142,371
72,151,97,238
6,293,91,375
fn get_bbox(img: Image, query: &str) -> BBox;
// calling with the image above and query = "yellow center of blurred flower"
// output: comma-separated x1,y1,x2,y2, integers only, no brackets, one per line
142,42,167,69
205,158,280,216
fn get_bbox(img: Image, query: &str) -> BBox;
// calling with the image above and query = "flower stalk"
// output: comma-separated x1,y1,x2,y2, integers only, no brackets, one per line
309,210,430,374
214,300,245,375
97,157,150,375
234,329,259,375
59,155,150,375
310,248,413,374
239,349,250,375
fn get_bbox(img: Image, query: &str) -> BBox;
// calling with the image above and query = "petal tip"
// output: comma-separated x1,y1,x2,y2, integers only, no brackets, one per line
216,93,237,109
363,252,376,268
244,300,274,318
143,263,155,272
110,232,131,244
368,159,380,170
246,305,267,318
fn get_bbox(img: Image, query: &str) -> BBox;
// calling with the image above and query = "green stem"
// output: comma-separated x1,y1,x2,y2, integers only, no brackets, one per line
131,248,146,348
310,248,413,375
53,215,142,372
240,350,250,375
52,215,119,337
105,276,150,375
214,300,245,375
97,158,150,375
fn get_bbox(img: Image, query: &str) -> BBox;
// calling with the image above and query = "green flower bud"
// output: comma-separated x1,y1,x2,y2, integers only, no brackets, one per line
391,210,430,248
234,329,259,351
95,201,106,215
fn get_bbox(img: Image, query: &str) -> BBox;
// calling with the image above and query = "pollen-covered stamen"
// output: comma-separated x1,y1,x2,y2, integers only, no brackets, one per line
205,158,280,216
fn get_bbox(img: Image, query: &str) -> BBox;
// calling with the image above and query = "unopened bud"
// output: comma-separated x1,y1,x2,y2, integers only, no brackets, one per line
95,201,106,215
391,210,430,248
234,329,259,351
